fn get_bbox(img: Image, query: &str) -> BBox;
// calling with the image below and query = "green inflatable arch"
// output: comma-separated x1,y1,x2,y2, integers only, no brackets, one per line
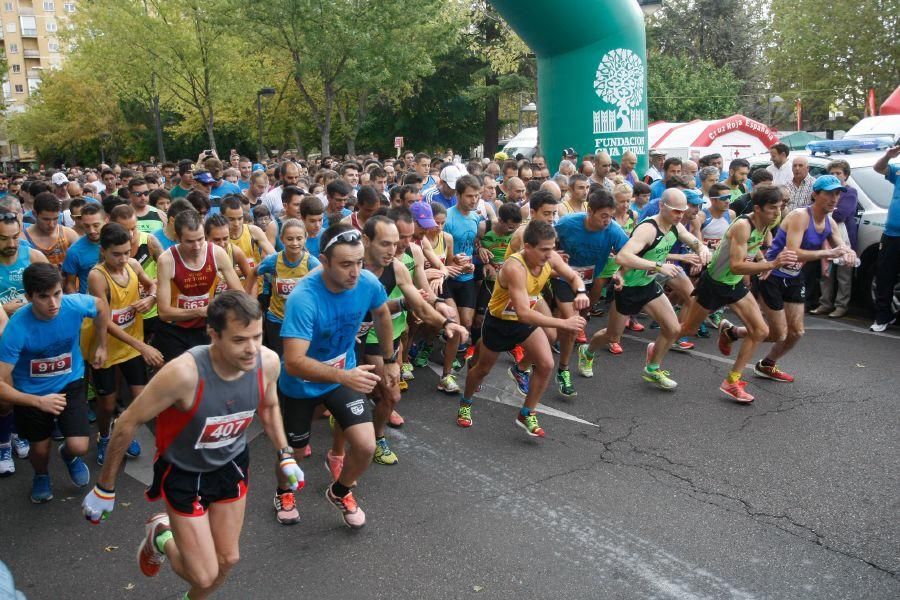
491,0,649,175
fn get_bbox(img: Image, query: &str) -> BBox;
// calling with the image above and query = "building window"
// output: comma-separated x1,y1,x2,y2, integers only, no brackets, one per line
48,41,59,52
14,84,23,93
2,83,10,99
3,3,13,12
46,19,57,32
20,15,36,35
8,43,17,53
6,22,15,33
42,1,54,11
11,64,20,73
64,2,74,12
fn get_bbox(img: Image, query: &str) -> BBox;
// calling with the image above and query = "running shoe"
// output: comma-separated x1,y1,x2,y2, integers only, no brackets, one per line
717,319,735,356
373,437,398,465
401,362,415,381
11,434,29,459
137,513,170,577
388,410,404,428
515,411,545,438
576,329,588,345
508,365,530,397
96,435,109,466
642,367,677,390
87,406,97,424
577,344,595,377
30,474,52,503
625,317,645,332
302,444,312,458
672,337,694,351
325,450,344,482
0,444,13,476
608,342,623,355
451,357,464,372
51,421,64,441
398,379,409,392
412,343,433,368
556,369,577,397
551,341,561,354
870,320,893,332
325,486,366,529
649,320,660,329
126,438,141,458
645,342,655,366
509,344,525,364
590,302,605,317
456,403,473,428
720,379,754,404
697,323,710,338
274,490,300,525
705,311,723,328
58,444,89,487
438,374,460,394
753,361,794,383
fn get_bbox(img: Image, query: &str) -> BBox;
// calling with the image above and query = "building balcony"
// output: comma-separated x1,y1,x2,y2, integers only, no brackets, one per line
21,29,37,37
23,49,40,58
18,7,34,15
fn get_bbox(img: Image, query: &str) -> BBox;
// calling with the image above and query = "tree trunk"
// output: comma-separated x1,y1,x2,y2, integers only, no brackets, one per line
152,92,166,163
206,112,216,154
320,86,334,157
484,73,500,158
292,126,304,159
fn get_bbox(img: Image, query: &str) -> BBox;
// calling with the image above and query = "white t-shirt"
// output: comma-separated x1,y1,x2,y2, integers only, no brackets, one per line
766,160,793,187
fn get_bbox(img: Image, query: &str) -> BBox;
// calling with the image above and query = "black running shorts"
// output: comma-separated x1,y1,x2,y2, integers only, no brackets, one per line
481,313,536,353
692,273,749,312
614,282,664,316
146,446,250,517
279,385,372,449
14,380,89,442
752,275,805,311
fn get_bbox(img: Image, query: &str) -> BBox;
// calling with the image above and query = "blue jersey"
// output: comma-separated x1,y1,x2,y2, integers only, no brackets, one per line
444,206,480,282
885,162,900,238
0,247,33,305
423,187,455,209
0,294,97,394
61,236,100,293
210,181,241,199
639,199,662,221
554,213,629,278
306,235,321,256
153,228,178,251
322,208,351,231
278,269,387,398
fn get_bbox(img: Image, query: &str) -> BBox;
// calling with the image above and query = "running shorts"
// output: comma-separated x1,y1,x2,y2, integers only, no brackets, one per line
752,274,805,311
146,446,249,517
279,385,372,449
14,380,89,442
692,273,749,312
614,281,664,316
481,313,536,353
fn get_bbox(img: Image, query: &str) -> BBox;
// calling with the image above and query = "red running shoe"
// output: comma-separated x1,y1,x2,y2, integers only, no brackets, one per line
509,344,525,365
754,361,794,383
625,318,645,332
608,342,623,355
137,513,170,577
576,329,588,344
719,379,754,404
717,319,735,356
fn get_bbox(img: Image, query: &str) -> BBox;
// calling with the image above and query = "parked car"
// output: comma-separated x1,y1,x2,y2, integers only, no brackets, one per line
502,127,539,161
748,146,900,314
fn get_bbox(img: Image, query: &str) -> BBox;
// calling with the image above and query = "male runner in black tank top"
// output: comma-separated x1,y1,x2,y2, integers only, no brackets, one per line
81,292,302,600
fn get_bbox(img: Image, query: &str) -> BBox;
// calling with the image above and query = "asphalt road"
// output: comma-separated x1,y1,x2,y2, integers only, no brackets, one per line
1,312,898,600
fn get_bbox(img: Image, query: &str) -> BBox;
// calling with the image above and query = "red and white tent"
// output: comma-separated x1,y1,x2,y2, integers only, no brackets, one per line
648,114,779,163
880,85,900,116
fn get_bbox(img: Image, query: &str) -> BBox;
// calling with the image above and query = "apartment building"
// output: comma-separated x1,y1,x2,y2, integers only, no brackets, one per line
0,0,75,164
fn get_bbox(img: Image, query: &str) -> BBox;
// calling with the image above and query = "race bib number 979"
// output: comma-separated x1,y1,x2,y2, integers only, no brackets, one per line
194,410,255,450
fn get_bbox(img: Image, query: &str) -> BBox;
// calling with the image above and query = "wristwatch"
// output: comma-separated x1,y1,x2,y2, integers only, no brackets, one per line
654,260,664,273
576,288,587,295
383,356,398,364
277,447,294,459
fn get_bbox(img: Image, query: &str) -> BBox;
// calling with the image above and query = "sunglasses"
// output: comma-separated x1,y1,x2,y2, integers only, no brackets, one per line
711,194,732,201
663,203,686,213
322,229,361,252
0,212,18,222
132,190,150,197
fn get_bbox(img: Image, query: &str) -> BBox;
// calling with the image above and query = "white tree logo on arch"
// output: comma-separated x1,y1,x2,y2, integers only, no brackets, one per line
593,48,645,134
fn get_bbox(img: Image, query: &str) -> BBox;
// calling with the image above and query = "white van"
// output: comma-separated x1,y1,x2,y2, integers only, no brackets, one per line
502,127,539,161
843,115,900,141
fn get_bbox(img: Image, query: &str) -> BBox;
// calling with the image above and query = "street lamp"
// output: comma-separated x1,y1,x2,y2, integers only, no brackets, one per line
256,87,276,162
768,94,784,129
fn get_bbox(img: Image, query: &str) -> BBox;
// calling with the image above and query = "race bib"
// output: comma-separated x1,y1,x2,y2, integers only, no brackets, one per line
275,277,298,298
323,352,347,370
111,306,136,329
502,295,540,318
30,353,72,378
194,410,255,449
572,266,594,283
177,293,210,311
780,262,803,277
706,238,722,250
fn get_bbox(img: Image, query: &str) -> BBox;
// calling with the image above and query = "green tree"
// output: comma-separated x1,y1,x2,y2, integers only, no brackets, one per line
766,0,899,130
237,0,459,157
647,52,742,121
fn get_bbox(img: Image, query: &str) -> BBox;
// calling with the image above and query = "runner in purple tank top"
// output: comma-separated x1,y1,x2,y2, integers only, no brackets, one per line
751,176,857,382
80,291,303,600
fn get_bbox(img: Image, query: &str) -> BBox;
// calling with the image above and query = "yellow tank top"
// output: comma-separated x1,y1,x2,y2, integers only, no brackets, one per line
231,225,259,271
82,263,143,367
269,251,313,320
488,253,551,321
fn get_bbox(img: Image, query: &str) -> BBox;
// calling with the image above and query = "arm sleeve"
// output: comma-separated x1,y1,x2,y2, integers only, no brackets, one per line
73,293,99,319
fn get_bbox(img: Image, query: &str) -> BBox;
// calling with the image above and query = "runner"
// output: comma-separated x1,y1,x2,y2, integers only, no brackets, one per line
255,218,319,355
276,223,395,528
359,216,467,464
558,174,589,216
154,209,243,363
0,263,108,502
153,199,196,252
222,195,275,294
553,189,630,392
676,185,796,403
85,223,163,462
22,192,79,269
580,189,710,389
205,214,256,295
0,213,47,475
299,195,325,256
458,220,586,436
62,203,106,293
473,202,521,347
437,175,485,393
129,178,166,234
751,175,856,382
696,183,736,332
80,291,303,600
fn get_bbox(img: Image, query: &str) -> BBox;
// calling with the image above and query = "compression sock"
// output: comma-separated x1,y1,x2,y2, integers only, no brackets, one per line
519,407,532,418
155,529,174,555
0,412,13,444
761,357,776,367
647,363,660,372
727,371,742,384
460,397,473,405
331,481,352,499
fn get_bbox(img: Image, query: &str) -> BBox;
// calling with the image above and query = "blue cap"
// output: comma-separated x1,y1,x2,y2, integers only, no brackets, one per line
252,163,265,172
812,174,846,193
684,188,705,205
194,171,215,185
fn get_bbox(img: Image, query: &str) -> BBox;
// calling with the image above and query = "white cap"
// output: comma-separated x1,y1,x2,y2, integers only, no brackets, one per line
51,172,69,187
439,165,462,189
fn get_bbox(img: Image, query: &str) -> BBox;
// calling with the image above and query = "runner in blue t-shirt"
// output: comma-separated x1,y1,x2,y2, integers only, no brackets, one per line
871,146,900,331
61,204,104,293
275,224,394,529
0,263,109,503
437,174,485,394
553,190,629,396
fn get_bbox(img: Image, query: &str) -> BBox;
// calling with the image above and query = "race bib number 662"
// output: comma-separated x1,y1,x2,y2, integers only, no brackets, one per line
194,410,255,449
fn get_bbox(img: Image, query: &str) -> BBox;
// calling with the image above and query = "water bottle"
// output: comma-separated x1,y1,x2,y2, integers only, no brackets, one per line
831,257,861,267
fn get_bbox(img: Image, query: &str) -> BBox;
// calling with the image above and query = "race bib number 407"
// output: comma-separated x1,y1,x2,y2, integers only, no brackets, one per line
194,410,255,450
30,353,73,378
